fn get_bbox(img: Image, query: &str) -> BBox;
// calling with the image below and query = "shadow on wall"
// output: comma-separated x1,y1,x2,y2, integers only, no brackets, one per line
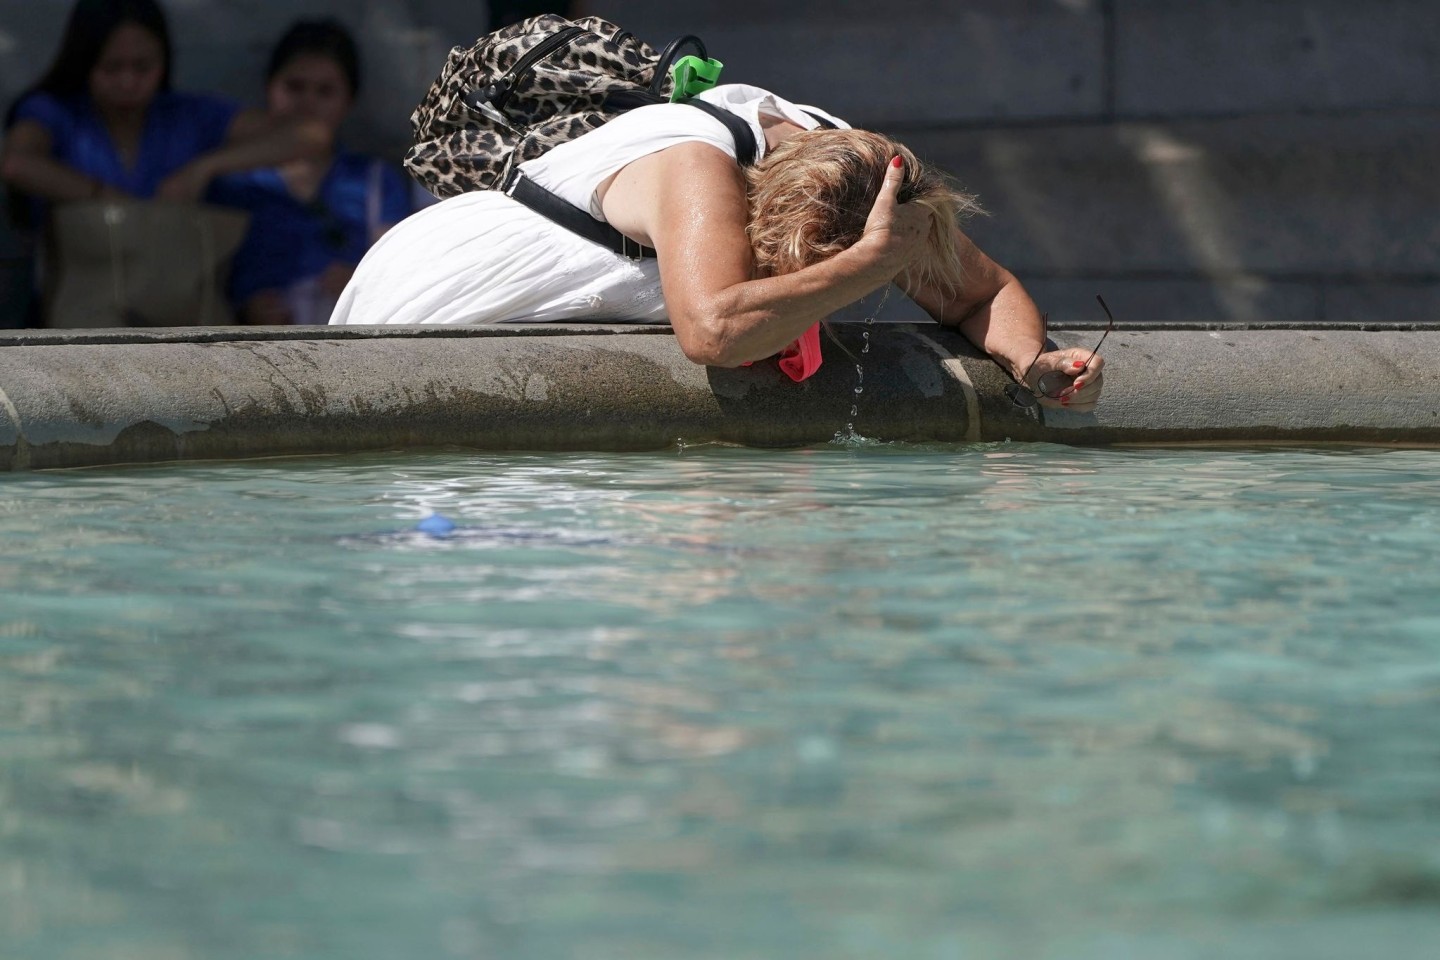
910,112,1440,325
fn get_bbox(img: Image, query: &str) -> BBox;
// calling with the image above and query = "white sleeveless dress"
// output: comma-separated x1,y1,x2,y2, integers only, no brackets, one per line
328,85,846,326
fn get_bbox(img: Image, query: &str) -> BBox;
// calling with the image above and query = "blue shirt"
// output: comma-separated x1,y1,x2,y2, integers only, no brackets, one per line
11,90,240,198
212,153,411,303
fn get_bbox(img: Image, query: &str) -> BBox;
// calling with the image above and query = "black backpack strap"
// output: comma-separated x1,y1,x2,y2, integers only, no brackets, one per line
501,99,762,261
504,169,656,260
599,91,759,167
649,35,708,96
682,97,758,167
678,101,832,166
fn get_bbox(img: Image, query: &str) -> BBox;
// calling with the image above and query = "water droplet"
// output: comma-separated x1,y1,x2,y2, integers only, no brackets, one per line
841,290,889,435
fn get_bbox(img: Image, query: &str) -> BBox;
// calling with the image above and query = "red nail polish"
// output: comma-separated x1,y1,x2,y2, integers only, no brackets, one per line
1072,361,1085,369
891,156,903,168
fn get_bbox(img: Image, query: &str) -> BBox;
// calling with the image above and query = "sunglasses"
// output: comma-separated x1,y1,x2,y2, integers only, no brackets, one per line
1004,294,1115,408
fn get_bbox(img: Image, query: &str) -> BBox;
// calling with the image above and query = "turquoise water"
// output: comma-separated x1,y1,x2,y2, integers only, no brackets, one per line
2,443,1438,959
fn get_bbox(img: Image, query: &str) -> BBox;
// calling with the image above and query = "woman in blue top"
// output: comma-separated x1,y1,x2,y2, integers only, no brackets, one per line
0,0,329,211
213,20,411,325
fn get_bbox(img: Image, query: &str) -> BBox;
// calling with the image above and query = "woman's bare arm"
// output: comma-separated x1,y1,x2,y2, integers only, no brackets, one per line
601,142,929,366
155,108,332,202
0,109,332,204
899,225,1045,379
902,226,1104,410
0,120,126,201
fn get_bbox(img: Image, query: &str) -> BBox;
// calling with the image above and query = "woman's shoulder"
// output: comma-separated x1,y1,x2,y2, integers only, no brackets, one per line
520,99,750,203
560,100,743,155
8,90,85,129
611,99,734,129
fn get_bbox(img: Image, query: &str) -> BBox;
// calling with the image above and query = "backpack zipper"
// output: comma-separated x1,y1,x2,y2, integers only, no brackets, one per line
476,25,587,114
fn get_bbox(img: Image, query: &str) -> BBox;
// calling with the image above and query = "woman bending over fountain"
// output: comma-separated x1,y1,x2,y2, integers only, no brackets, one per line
331,84,1103,410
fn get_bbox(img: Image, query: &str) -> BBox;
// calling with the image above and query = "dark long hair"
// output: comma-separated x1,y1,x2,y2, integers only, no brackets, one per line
5,0,173,127
266,19,361,97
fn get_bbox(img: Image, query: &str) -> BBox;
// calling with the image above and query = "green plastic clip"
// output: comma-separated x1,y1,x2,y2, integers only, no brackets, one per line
669,55,724,101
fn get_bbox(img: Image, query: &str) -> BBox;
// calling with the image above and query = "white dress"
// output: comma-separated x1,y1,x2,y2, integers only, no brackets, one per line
328,85,846,326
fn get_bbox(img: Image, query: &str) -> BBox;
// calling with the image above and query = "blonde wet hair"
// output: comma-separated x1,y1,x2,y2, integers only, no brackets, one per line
745,128,983,294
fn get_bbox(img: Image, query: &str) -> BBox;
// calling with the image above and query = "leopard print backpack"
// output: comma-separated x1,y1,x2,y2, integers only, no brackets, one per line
405,14,726,200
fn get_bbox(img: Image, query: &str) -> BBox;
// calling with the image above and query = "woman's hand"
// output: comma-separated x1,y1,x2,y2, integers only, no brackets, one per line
611,141,915,367
857,156,930,270
1025,347,1106,412
318,262,354,299
242,290,293,326
0,120,134,203
155,158,216,203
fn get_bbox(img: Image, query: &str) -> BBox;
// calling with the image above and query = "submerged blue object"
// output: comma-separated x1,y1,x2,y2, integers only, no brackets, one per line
415,513,457,537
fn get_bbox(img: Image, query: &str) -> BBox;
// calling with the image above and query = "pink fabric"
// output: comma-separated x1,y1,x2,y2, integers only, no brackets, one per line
776,323,823,381
743,323,823,381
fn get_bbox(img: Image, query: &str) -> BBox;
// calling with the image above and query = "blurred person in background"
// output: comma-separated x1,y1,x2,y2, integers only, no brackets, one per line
0,0,331,327
0,0,328,217
211,19,410,325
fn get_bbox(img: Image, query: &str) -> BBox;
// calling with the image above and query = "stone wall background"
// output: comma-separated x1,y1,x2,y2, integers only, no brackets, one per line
2,0,1437,325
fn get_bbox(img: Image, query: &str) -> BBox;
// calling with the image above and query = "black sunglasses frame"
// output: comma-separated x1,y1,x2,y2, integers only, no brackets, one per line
1004,295,1115,409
